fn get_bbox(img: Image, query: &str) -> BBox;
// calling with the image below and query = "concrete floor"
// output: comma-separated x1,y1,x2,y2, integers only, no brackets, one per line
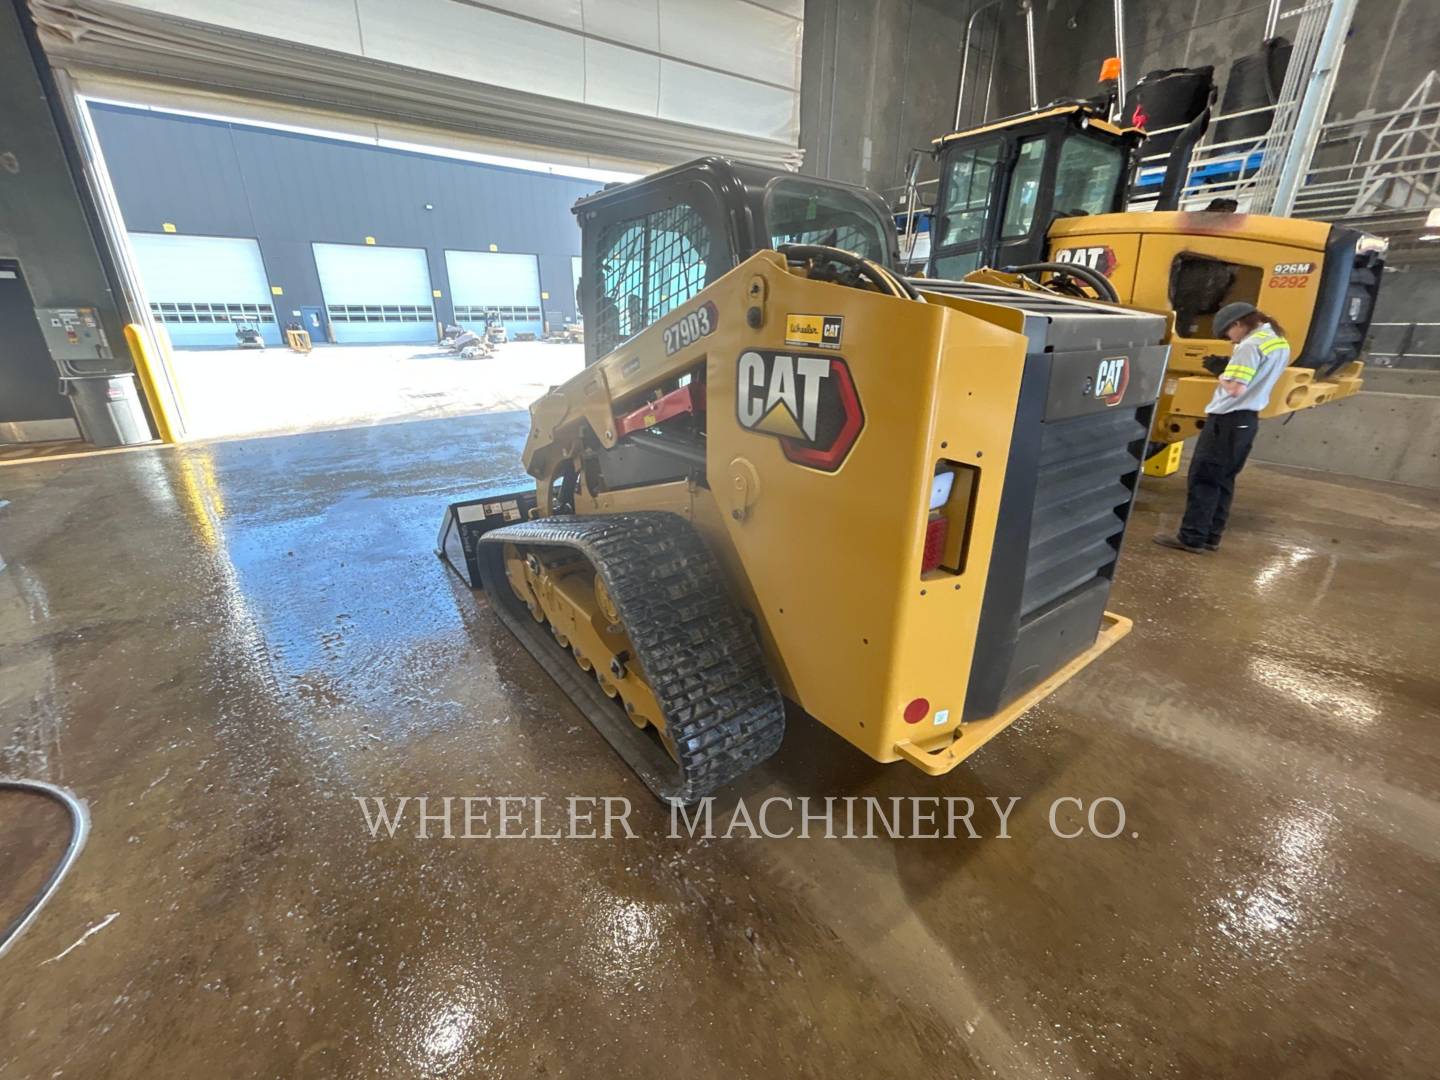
1,414,1437,1079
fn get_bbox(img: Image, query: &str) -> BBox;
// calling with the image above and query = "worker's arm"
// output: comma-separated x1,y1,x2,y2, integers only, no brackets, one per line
1217,339,1260,398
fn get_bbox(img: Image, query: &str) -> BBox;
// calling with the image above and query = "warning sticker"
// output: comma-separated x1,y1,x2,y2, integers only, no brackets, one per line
785,313,843,351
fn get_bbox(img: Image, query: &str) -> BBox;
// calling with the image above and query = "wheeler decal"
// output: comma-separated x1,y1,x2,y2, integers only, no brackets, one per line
784,313,844,351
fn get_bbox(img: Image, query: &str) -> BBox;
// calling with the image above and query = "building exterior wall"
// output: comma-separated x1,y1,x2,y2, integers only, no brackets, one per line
89,103,602,343
799,0,971,198
985,0,1440,134
1,3,133,429
798,0,1440,200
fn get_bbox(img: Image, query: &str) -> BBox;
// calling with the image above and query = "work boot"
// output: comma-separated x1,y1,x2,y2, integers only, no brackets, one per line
1153,534,1205,554
1204,540,1221,552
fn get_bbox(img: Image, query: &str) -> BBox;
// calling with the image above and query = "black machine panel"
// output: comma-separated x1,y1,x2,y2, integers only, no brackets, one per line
922,282,1170,721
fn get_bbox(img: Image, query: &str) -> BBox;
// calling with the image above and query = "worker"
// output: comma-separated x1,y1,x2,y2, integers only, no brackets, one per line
1155,303,1290,554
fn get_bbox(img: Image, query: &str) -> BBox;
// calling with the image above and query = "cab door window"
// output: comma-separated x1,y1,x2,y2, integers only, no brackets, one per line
934,139,1002,278
939,140,1001,248
1000,137,1047,238
765,177,890,262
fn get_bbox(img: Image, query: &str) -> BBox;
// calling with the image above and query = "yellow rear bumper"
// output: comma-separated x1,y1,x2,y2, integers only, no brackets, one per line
892,611,1132,775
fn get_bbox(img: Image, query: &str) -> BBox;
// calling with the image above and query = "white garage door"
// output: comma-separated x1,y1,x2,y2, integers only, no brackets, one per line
445,251,543,338
313,243,434,344
129,232,278,348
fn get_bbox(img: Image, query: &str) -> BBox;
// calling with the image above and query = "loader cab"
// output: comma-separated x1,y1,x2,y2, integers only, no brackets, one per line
573,157,899,364
928,105,1140,279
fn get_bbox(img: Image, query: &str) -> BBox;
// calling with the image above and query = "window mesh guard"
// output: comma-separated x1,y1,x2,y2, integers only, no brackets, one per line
594,204,710,358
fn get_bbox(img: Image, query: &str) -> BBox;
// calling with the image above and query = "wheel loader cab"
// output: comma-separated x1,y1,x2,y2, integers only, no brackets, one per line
574,157,900,365
928,105,1140,279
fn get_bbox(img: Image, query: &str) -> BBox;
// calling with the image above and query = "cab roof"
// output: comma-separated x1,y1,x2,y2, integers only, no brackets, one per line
931,103,1140,147
571,156,879,216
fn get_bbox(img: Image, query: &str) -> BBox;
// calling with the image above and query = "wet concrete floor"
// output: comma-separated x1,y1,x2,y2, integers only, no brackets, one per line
1,412,1437,1078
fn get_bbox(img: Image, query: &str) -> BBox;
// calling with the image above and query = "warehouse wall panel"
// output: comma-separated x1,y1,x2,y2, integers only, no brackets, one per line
90,103,598,343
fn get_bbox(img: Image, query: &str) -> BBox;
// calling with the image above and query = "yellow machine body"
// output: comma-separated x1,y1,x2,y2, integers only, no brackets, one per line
922,104,1383,476
1048,212,1366,457
519,250,1164,774
450,156,1169,798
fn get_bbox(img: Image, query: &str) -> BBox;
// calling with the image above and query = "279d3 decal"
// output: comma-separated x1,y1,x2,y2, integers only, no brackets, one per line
735,350,864,471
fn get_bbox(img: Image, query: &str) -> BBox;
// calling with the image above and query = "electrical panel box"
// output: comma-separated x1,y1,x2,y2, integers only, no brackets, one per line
36,307,113,363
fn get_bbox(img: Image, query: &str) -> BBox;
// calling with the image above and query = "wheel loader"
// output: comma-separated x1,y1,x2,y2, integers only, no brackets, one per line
440,158,1170,801
917,103,1386,475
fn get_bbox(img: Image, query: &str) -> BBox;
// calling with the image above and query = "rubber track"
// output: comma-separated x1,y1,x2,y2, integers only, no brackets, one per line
477,513,785,802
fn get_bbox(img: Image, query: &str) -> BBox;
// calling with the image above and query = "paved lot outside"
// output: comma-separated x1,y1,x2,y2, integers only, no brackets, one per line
169,340,584,440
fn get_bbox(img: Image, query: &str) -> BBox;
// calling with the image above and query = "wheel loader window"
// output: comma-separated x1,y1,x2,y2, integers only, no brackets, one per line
939,140,1001,248
1001,137,1047,238
593,204,712,358
765,178,889,262
1053,135,1125,217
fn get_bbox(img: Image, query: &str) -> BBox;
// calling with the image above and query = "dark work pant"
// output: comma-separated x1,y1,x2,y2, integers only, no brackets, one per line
1179,410,1259,547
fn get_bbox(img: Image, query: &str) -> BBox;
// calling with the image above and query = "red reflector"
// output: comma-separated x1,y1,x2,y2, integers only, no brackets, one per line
922,516,948,573
903,697,929,724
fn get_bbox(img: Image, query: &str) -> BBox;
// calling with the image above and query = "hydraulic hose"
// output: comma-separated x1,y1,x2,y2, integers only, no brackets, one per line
777,244,922,301
1007,260,1120,304
0,779,90,961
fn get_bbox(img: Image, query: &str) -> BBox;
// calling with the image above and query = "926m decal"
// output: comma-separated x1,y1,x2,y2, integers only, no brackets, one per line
662,301,718,356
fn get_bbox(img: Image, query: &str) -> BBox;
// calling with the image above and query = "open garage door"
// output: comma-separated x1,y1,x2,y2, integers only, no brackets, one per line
129,233,278,348
32,0,802,173
445,251,543,339
312,244,434,344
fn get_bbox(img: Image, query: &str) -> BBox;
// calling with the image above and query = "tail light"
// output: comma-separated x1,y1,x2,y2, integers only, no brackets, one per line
920,461,977,577
922,516,948,573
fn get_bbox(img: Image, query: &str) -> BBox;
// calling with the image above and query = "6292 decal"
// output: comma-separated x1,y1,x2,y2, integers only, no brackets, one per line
662,301,718,356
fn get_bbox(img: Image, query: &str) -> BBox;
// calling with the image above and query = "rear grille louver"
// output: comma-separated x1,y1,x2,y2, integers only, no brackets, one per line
1020,408,1147,617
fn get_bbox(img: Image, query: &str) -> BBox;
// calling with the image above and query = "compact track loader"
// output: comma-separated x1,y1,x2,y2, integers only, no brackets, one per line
918,103,1385,475
440,159,1169,800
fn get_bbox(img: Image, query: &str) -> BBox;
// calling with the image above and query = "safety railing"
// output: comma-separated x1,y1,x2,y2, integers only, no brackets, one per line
1292,71,1440,220
1128,70,1440,227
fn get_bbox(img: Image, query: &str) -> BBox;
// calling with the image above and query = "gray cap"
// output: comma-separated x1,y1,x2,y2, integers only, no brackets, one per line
1213,301,1258,336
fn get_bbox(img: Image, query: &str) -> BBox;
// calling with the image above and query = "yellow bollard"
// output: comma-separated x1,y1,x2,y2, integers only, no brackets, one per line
124,323,184,443
1142,441,1183,477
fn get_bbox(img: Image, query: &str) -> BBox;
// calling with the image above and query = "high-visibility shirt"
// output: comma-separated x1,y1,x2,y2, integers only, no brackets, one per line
1206,323,1291,415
